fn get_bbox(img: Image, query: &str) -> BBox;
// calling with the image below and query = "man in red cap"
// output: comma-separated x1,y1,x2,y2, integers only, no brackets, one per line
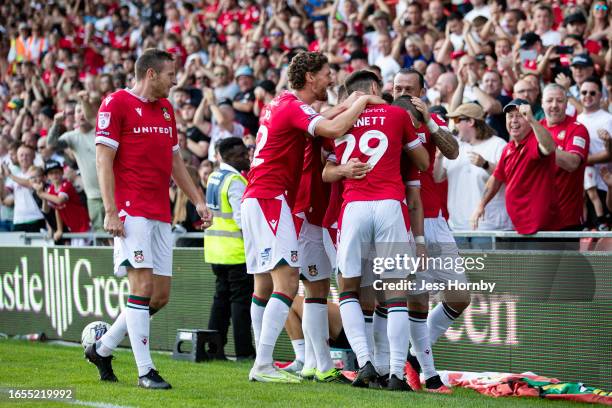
472,99,559,234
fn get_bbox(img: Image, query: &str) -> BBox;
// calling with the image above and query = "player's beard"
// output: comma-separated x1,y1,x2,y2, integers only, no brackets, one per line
315,85,328,102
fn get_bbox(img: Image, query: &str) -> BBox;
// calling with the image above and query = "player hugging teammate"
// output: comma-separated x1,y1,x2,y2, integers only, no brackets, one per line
85,49,468,393
245,52,469,393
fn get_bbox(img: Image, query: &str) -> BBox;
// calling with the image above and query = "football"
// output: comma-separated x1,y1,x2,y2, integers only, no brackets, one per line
81,321,111,349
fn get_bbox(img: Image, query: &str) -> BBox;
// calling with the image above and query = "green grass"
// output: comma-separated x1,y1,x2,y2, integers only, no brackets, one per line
0,341,596,408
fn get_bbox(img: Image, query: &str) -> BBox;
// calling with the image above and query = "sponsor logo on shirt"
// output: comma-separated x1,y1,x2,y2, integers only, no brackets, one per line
98,112,111,130
133,126,173,135
573,136,586,149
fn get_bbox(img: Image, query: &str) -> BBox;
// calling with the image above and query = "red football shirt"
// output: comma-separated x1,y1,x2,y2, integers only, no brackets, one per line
323,180,343,231
294,137,331,226
412,114,449,218
541,116,589,229
95,89,179,223
333,104,421,203
48,181,90,233
243,91,323,209
493,131,559,234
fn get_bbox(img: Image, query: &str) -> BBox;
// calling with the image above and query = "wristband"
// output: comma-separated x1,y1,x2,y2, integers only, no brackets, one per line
427,119,439,133
414,235,426,244
482,160,489,170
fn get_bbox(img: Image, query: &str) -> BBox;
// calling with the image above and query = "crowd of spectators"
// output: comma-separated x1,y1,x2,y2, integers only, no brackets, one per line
1,0,612,243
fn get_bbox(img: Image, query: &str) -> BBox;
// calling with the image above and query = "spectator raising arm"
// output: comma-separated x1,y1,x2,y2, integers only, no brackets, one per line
519,104,557,156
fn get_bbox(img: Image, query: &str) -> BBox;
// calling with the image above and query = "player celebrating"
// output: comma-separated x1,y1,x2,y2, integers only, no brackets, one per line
392,68,463,393
291,134,352,383
335,70,429,390
243,52,384,383
87,49,212,389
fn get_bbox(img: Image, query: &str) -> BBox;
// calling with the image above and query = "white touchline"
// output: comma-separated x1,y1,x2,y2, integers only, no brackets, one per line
63,399,135,408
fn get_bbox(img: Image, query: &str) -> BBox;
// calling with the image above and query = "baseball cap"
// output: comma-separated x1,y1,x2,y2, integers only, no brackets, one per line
235,65,254,78
519,32,541,49
7,98,24,110
571,53,594,67
447,103,485,120
44,160,62,174
503,98,530,113
40,105,55,120
257,80,276,94
564,12,587,25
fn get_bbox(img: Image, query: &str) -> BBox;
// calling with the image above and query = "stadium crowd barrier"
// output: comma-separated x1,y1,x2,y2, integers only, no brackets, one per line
0,233,611,388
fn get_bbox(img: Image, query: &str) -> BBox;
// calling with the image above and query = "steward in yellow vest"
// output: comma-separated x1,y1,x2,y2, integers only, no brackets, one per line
204,137,255,359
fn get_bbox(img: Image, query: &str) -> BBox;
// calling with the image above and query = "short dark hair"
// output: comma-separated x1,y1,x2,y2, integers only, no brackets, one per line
448,11,463,21
582,75,603,92
535,4,553,17
344,70,382,94
392,95,424,123
135,48,175,80
217,137,247,161
407,2,422,12
396,68,425,90
287,51,328,90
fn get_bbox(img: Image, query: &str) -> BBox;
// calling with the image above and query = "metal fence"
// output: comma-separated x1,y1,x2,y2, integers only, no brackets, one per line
1,230,611,248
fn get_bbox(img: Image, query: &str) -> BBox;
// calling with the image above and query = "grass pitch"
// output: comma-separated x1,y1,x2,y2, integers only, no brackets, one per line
0,341,595,408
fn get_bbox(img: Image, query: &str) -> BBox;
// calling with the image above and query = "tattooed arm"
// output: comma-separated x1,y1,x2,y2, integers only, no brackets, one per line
410,97,459,159
431,125,459,160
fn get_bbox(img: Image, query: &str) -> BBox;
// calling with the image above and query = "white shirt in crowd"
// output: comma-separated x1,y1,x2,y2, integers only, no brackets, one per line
208,122,246,162
464,5,491,22
577,108,612,192
375,54,401,84
443,136,513,231
540,30,562,47
5,168,44,225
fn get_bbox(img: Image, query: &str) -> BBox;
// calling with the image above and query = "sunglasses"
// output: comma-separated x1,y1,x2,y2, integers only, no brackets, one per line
595,4,608,10
581,90,598,96
271,32,283,37
214,72,226,77
453,117,471,123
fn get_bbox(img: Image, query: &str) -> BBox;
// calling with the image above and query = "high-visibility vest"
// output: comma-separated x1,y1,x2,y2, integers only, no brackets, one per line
204,169,247,264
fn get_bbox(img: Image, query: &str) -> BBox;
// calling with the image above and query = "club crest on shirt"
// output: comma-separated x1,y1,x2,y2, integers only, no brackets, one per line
291,251,298,263
98,112,111,129
162,107,171,122
134,250,144,263
308,264,318,277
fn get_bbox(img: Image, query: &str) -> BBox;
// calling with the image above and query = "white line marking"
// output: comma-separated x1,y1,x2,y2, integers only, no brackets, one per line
66,399,135,408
